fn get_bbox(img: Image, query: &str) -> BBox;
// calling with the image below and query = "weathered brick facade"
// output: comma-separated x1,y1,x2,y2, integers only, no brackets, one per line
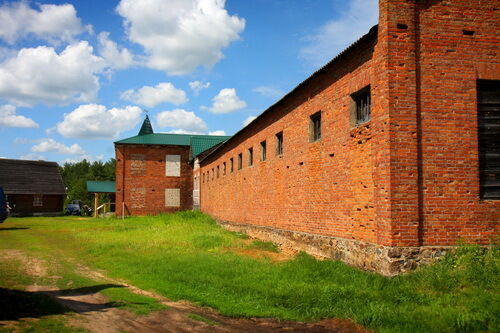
199,0,500,274
115,144,194,216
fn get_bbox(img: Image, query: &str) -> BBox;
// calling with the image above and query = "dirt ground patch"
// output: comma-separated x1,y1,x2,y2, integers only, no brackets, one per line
0,250,369,333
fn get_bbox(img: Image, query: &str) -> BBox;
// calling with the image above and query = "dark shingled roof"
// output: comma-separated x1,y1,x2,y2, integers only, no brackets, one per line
0,159,65,195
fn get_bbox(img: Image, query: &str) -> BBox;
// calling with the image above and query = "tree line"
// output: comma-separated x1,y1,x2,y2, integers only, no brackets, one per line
60,159,115,207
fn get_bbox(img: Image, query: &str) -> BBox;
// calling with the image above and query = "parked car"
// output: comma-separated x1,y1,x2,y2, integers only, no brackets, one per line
0,187,7,223
66,200,82,216
66,200,93,216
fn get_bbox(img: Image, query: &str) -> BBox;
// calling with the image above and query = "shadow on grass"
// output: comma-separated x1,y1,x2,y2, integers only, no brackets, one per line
0,284,125,321
0,227,30,231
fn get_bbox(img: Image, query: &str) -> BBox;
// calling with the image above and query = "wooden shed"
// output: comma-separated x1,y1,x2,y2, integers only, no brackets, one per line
0,159,65,216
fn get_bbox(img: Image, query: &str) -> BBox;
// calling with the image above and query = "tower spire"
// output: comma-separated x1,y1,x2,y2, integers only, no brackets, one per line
138,112,153,135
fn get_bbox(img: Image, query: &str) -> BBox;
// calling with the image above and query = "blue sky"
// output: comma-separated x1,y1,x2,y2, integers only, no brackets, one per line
0,0,378,164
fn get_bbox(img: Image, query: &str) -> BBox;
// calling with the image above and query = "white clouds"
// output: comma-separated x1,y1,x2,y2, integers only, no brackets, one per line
300,0,378,68
32,138,85,155
156,109,207,133
189,81,210,95
208,130,226,136
121,83,188,108
56,104,143,139
60,154,105,164
116,0,245,75
98,32,135,70
203,88,246,114
166,129,204,135
242,116,256,127
253,86,284,99
0,42,105,106
0,104,38,128
19,153,45,161
0,1,88,44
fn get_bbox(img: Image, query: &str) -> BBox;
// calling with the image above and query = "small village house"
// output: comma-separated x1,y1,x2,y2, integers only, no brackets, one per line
0,159,65,216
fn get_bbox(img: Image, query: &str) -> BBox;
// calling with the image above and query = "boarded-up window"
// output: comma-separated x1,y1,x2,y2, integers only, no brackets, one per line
165,188,180,207
130,188,146,208
478,80,500,200
130,154,145,175
165,155,181,177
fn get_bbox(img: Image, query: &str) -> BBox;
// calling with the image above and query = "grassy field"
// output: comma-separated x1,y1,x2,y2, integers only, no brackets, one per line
0,212,498,333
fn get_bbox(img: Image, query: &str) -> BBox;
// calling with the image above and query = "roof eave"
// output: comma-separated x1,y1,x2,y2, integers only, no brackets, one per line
199,25,378,164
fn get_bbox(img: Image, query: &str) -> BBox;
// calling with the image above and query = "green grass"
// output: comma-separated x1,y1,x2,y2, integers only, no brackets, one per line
0,212,498,333
249,240,279,253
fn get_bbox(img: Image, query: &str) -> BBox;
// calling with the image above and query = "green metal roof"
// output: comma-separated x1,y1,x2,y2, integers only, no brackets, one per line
114,133,196,145
86,181,116,193
138,115,154,135
115,133,230,158
190,136,229,158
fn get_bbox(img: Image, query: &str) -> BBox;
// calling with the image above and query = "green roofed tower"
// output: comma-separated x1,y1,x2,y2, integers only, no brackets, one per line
114,117,230,215
138,115,154,135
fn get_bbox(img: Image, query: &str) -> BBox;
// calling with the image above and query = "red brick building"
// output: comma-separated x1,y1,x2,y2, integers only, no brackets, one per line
198,0,500,275
114,116,229,216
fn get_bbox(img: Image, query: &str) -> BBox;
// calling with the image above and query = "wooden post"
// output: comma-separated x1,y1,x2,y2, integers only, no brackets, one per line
94,193,99,218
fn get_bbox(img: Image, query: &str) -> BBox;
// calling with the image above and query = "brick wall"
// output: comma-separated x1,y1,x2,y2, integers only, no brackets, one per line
200,31,384,245
200,0,499,251
115,144,193,216
409,0,500,245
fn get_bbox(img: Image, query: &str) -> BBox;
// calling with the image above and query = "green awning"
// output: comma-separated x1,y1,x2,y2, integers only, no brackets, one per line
86,181,115,193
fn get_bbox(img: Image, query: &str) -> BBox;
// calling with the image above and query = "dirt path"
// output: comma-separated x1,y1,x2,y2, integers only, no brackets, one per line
0,250,369,333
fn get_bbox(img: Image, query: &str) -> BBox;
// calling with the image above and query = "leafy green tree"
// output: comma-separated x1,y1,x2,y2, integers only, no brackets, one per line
60,159,115,208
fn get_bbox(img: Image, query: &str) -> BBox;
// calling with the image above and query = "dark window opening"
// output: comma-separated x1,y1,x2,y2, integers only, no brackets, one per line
478,79,500,200
276,131,283,156
397,23,408,30
463,29,475,36
248,147,253,166
230,158,234,172
223,162,226,175
260,140,267,161
238,153,243,170
310,111,321,142
217,165,220,178
352,86,371,125
33,194,43,207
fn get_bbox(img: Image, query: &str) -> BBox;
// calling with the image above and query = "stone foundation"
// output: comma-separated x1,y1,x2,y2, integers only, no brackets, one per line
217,220,450,276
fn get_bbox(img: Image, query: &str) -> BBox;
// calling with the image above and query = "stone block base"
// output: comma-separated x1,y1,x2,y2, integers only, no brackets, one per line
217,220,451,276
